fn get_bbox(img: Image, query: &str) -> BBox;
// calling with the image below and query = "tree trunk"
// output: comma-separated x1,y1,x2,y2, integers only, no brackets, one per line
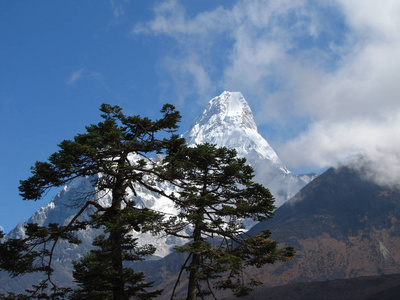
187,252,200,300
110,225,126,300
187,218,203,300
110,160,128,300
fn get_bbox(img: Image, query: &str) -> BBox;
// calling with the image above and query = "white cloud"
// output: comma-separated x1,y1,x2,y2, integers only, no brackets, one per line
66,69,104,87
337,0,400,41
0,225,4,232
135,0,400,186
132,0,231,38
279,114,400,168
273,1,400,185
133,0,343,105
66,69,85,86
161,54,213,106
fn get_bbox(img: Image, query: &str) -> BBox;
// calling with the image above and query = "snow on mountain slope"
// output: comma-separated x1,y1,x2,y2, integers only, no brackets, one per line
185,91,281,165
8,167,184,260
6,91,315,261
184,91,310,206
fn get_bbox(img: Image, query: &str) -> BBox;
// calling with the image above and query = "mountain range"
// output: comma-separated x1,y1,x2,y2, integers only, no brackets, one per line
5,91,314,256
2,91,400,298
1,91,314,293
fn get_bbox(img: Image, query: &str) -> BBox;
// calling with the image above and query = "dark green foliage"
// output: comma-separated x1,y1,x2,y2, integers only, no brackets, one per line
19,103,182,201
0,230,43,277
0,223,86,299
162,143,295,299
69,201,164,300
0,103,183,299
71,228,161,299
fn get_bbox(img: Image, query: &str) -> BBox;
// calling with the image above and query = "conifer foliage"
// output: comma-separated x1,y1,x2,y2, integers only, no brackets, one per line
0,103,182,299
162,143,295,299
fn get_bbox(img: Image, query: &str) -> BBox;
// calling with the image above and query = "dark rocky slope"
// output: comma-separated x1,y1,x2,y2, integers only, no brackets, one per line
246,166,400,287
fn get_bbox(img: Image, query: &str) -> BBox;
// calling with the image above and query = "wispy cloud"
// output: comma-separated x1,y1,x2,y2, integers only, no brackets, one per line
132,0,231,37
110,0,126,19
66,69,85,86
134,0,400,186
66,69,104,87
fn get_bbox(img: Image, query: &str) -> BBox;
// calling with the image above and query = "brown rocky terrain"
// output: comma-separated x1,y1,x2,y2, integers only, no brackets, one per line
246,166,400,288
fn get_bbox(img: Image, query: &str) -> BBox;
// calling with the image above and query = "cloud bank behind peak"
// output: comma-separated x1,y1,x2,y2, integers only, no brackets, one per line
134,0,400,186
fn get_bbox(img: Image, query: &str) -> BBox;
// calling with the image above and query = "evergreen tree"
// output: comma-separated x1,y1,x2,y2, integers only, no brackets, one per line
0,103,183,299
70,208,161,299
162,143,295,299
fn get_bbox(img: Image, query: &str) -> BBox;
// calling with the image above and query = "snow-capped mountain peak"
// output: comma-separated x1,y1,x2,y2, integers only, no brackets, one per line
190,91,257,132
183,91,315,208
184,91,285,171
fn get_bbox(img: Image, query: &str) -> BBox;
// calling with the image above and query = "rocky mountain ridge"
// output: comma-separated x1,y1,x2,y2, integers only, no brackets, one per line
243,166,400,287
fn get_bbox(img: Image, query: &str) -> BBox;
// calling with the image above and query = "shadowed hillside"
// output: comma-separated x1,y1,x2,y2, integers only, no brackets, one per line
224,273,400,300
246,166,400,287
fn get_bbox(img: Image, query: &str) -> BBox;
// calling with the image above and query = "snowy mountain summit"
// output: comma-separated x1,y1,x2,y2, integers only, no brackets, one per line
185,91,257,140
185,91,282,165
184,91,309,206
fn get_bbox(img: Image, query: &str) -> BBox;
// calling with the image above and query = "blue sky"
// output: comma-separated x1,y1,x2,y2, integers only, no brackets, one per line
1,0,400,232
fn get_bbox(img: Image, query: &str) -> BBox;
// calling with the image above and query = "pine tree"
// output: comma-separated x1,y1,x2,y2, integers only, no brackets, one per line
0,103,183,299
70,208,162,299
162,143,295,299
